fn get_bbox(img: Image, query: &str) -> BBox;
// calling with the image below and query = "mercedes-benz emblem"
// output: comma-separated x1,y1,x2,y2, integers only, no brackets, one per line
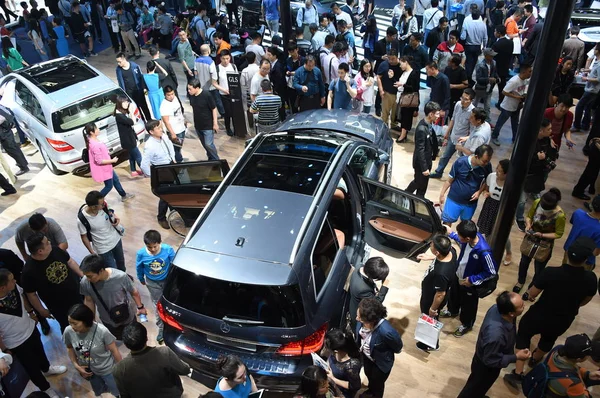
220,322,231,334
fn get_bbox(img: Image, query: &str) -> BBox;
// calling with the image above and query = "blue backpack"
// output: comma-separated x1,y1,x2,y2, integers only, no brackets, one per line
522,346,580,398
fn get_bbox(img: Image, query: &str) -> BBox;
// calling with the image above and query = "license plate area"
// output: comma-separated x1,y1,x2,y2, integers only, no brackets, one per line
206,335,257,352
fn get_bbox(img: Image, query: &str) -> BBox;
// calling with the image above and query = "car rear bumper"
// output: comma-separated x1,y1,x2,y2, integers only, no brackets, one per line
164,327,305,393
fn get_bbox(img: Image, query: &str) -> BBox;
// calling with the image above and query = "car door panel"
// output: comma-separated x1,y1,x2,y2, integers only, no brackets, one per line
359,176,444,261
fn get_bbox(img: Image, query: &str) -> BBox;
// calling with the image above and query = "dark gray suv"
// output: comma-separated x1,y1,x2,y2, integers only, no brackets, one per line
151,110,444,392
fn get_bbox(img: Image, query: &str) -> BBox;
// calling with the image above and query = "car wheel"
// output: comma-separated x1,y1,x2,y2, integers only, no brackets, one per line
38,142,67,175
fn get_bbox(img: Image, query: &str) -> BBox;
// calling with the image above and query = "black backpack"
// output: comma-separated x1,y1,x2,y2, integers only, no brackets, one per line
0,104,15,134
78,203,119,242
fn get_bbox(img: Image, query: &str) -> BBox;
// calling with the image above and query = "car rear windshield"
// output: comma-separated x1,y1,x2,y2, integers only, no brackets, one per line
164,267,305,328
51,88,124,133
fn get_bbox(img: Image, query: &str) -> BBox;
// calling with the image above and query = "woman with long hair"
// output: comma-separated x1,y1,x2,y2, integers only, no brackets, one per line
63,304,122,397
396,55,420,143
397,7,417,48
324,329,361,398
214,354,258,397
360,16,379,62
355,59,375,114
143,60,166,119
1,36,28,72
27,18,48,62
114,95,143,177
83,122,134,201
295,366,343,398
549,56,574,106
49,16,69,57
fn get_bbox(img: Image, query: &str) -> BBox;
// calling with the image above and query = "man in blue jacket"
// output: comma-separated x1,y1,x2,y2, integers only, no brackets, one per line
116,53,152,121
292,55,326,112
440,220,498,337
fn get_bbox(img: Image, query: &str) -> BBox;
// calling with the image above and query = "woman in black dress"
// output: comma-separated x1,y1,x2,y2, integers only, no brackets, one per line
114,95,143,177
396,55,421,143
549,56,574,107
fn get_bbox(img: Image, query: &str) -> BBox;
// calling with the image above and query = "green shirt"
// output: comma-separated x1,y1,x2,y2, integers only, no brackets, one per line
527,198,566,239
2,48,24,71
177,40,195,74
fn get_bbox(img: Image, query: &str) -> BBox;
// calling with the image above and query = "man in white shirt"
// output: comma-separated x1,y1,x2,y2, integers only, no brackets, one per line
160,86,187,163
141,120,176,229
331,3,353,29
423,0,443,39
456,108,492,156
241,52,260,111
296,0,318,40
245,32,265,65
413,0,432,31
251,59,272,102
212,49,238,137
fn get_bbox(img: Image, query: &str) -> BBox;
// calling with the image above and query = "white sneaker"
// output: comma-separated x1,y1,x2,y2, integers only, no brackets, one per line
43,365,67,376
44,387,60,398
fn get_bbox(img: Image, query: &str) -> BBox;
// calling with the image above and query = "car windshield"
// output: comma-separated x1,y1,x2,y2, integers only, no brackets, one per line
164,267,305,328
51,88,123,133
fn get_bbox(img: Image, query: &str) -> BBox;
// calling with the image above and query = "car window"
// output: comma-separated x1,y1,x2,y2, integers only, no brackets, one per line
348,146,384,182
15,81,47,126
311,218,339,297
373,186,413,215
51,88,124,133
155,162,225,187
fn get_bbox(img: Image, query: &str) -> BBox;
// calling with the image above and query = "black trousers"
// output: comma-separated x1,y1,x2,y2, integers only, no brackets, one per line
457,354,501,398
574,145,600,194
375,91,382,114
0,172,15,193
406,168,429,197
0,3,17,22
447,282,479,328
225,1,240,26
11,328,51,391
158,198,169,222
287,90,298,114
0,131,28,170
497,74,509,105
298,95,321,112
128,89,152,122
221,94,233,133
362,353,390,398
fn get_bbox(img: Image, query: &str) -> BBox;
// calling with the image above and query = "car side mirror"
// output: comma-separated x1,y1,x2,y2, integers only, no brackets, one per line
377,151,390,164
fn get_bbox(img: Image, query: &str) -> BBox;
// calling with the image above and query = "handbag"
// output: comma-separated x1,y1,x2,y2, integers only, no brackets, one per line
90,283,130,324
399,92,419,108
475,274,499,298
520,234,553,262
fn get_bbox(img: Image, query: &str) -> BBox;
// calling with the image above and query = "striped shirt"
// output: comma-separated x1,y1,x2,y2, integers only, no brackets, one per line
251,94,282,125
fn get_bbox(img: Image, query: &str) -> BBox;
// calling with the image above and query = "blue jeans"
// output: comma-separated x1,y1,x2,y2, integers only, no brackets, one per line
197,129,220,160
100,239,125,272
492,108,520,141
210,89,225,116
100,170,126,198
89,372,120,396
574,91,598,130
435,141,457,174
173,131,185,163
128,146,142,172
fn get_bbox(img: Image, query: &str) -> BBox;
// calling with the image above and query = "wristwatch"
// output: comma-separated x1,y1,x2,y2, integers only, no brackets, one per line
137,304,145,310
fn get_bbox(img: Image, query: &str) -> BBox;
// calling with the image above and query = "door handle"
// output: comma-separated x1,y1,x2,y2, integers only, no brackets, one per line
379,210,389,216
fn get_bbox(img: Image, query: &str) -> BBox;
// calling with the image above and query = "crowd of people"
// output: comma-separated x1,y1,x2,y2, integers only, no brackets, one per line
1,0,600,397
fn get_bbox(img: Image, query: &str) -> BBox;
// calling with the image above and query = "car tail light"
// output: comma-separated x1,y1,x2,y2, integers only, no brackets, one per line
45,138,75,152
133,107,141,120
276,323,327,356
157,302,184,332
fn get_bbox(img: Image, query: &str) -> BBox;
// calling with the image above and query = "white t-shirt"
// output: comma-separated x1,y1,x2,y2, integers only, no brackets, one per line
217,63,236,95
500,75,529,112
250,72,270,97
423,7,443,30
0,286,36,349
77,208,121,254
336,11,353,27
245,44,265,65
456,244,473,279
160,98,186,134
485,172,504,201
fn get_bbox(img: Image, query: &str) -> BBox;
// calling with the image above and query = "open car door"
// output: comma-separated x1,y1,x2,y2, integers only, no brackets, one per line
359,176,445,261
150,160,229,227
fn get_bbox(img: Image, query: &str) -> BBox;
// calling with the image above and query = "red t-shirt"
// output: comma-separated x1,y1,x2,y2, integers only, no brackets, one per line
544,107,574,150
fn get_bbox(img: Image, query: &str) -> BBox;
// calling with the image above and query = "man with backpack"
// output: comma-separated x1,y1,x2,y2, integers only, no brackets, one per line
504,237,598,391
457,291,530,397
189,5,208,49
522,333,600,398
77,190,127,272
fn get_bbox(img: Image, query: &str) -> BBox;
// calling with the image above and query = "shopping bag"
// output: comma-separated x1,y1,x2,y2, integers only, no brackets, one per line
414,314,443,349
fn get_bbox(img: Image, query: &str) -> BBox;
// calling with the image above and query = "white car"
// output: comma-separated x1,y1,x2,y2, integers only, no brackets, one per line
0,55,146,175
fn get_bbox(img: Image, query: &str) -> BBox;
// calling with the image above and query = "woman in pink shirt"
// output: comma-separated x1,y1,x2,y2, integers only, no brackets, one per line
83,123,135,201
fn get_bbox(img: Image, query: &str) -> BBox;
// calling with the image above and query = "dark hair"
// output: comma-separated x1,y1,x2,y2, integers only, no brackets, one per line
246,51,257,63
25,392,53,398
82,122,98,150
85,191,104,207
332,41,345,54
387,48,399,58
26,232,46,254
540,118,551,128
432,234,451,256
220,49,231,59
295,27,304,36
324,34,335,46
68,303,95,327
260,79,272,92
359,59,374,80
214,32,224,41
424,101,441,115
449,54,462,66
496,291,516,315
267,45,281,59
325,329,359,357
80,254,107,274
431,0,439,7
259,59,271,68
449,29,460,40
570,26,581,36
297,366,328,398
216,355,245,380
147,60,157,73
0,269,12,288
163,85,175,95
399,55,413,65
114,95,130,115
495,0,505,8
386,26,398,37
524,4,533,13
520,63,533,71
463,87,476,100
148,46,159,57
28,213,47,231
114,3,122,11
1,37,14,59
472,10,481,19
146,119,161,132
439,16,448,25
52,16,62,25
143,230,162,245
472,107,487,123
540,188,562,210
495,25,507,35
199,393,225,398
358,297,387,324
188,78,201,89
498,159,510,174
363,257,389,281
304,55,316,64
456,220,478,240
405,6,413,16
338,62,350,73
411,32,423,42
337,19,347,29
557,93,574,108
474,144,494,159
122,322,148,351
426,61,439,70
309,23,318,33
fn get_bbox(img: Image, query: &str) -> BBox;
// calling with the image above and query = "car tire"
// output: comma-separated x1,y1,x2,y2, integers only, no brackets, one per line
38,141,67,175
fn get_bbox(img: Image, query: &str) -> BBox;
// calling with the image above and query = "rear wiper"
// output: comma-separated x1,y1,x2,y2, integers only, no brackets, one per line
222,316,264,326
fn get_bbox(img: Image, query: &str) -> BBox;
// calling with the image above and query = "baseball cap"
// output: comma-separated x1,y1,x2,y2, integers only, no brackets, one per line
563,334,593,359
483,48,498,57
592,194,600,212
567,236,596,263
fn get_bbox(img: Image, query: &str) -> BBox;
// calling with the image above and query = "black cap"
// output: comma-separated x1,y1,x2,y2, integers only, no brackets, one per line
592,195,600,212
563,334,593,359
567,236,596,263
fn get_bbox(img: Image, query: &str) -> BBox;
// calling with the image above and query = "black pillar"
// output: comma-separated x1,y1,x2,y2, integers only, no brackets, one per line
281,0,292,48
489,0,575,264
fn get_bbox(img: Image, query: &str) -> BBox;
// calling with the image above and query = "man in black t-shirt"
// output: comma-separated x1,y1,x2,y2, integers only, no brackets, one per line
377,48,402,130
71,1,96,57
417,234,458,351
187,78,220,161
504,237,598,389
443,55,469,119
22,233,83,332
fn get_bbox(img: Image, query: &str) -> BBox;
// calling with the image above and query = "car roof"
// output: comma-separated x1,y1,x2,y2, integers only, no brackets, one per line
276,109,388,146
185,185,314,265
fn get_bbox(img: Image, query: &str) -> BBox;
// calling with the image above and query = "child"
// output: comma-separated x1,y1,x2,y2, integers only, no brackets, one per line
136,230,176,344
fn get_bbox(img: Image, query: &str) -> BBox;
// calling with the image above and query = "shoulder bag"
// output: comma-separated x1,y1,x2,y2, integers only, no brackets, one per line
519,202,555,262
474,250,499,299
90,283,130,324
